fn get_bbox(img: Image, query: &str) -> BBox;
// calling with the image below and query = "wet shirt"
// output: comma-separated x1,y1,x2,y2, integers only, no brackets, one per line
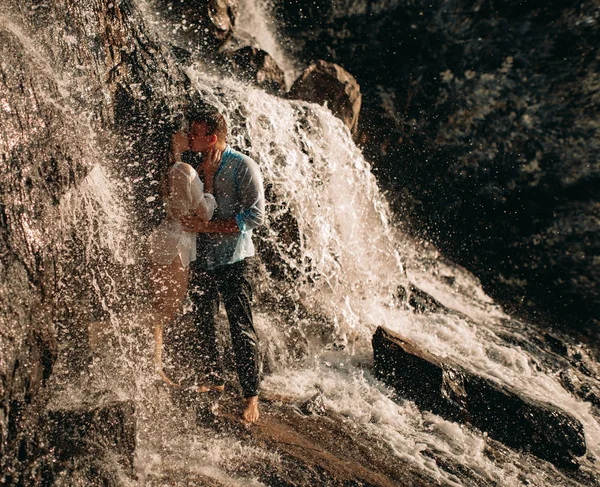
149,162,216,267
196,146,265,270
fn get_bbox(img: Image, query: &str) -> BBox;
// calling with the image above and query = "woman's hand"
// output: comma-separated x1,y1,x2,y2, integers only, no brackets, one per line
171,131,189,162
201,146,222,176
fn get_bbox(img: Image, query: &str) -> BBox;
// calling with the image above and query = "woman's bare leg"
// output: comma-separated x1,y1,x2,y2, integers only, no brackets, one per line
150,257,189,387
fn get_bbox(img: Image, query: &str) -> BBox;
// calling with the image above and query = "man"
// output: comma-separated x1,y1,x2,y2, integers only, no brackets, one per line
180,104,265,423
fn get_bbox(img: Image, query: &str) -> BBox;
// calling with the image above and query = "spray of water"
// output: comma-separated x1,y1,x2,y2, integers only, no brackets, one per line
3,0,599,485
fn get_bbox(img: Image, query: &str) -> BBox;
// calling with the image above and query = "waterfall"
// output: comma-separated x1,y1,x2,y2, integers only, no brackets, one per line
235,0,299,87
2,0,600,485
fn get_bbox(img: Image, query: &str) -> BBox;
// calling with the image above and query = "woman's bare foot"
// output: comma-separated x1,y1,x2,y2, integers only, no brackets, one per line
196,383,225,394
157,368,180,388
242,396,259,423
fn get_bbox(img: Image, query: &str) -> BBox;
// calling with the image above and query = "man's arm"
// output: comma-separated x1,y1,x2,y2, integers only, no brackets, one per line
181,218,239,233
234,156,265,231
181,155,264,234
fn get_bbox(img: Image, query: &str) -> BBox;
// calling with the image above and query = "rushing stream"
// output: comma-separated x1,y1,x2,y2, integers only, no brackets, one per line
2,0,600,486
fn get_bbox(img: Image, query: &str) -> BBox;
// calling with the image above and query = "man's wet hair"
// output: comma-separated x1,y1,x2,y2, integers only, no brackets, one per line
186,102,227,141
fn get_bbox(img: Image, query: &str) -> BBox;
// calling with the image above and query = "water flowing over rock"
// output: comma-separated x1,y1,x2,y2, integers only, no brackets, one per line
288,60,362,136
276,0,600,331
3,0,600,485
373,326,587,468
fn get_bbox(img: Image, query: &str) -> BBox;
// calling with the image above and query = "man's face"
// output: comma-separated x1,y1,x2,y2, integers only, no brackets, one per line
188,121,216,153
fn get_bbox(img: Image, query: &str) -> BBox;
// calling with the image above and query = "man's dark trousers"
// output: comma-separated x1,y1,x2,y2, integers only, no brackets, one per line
188,258,260,398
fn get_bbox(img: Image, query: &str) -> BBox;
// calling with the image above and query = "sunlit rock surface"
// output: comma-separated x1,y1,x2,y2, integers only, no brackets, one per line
288,60,362,136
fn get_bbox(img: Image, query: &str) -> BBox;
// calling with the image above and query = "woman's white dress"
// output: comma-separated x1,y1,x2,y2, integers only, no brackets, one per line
149,162,216,267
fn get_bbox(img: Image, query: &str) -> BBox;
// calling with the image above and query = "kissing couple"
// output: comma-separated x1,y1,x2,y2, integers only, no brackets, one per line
147,103,265,423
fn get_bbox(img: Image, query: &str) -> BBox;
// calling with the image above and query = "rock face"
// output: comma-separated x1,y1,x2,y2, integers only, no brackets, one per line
288,60,362,136
43,401,136,485
45,401,136,468
0,0,190,481
219,46,286,93
372,326,587,467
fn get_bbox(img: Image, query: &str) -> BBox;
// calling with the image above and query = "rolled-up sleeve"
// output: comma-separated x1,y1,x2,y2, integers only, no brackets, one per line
235,158,265,232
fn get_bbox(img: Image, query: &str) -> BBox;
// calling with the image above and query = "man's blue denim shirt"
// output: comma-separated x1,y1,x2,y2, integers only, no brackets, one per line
195,146,265,270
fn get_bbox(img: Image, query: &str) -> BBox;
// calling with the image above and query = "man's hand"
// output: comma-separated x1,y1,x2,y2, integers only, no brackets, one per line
198,146,222,194
180,215,208,233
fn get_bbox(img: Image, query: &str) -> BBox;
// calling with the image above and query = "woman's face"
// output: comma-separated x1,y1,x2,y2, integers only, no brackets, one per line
171,131,190,154
188,121,216,154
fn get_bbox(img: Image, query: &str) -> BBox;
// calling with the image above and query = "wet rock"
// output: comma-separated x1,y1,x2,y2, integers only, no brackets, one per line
373,326,587,467
158,0,238,52
288,60,362,136
559,369,600,409
219,46,286,93
297,388,327,416
198,393,435,487
396,283,449,313
44,400,136,472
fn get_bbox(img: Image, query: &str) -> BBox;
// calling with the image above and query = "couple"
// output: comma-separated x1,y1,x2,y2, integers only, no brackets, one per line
149,104,264,423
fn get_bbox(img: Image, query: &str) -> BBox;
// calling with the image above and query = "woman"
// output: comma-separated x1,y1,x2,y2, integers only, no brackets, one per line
149,125,222,387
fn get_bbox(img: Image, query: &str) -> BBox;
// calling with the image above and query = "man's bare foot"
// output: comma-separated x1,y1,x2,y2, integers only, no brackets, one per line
196,383,225,394
242,395,260,423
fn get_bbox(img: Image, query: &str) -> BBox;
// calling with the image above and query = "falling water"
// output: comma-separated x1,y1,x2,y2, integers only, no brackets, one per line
235,0,299,87
2,0,600,486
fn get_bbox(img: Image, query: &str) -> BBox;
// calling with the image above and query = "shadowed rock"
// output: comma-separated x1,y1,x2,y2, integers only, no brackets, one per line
219,46,286,93
372,326,587,468
45,401,136,469
157,0,238,52
288,60,362,136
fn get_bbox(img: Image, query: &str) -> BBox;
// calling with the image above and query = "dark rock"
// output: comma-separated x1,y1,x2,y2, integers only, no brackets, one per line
157,0,238,52
560,369,600,409
288,60,362,136
297,388,326,416
373,326,587,467
408,284,447,314
396,283,448,314
45,401,136,472
219,46,285,93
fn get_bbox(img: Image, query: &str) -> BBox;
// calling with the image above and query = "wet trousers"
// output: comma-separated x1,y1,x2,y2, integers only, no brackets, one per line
188,258,260,398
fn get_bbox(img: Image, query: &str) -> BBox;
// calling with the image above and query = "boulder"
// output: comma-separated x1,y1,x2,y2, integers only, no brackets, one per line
372,326,587,468
288,60,362,136
219,46,286,93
